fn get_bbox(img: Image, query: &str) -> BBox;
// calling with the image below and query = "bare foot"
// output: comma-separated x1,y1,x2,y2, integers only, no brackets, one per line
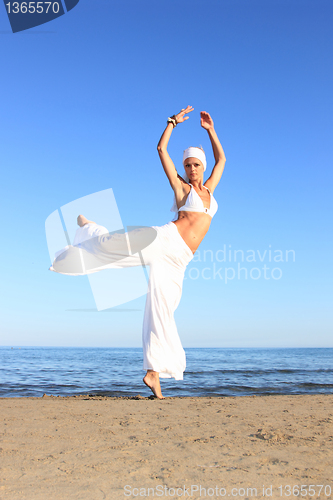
77,214,96,227
143,370,165,399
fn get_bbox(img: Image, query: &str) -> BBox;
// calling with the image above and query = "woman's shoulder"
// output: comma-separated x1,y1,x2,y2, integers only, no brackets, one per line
203,179,215,194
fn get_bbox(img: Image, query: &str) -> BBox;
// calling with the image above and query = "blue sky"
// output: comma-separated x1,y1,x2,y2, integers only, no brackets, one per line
1,0,332,348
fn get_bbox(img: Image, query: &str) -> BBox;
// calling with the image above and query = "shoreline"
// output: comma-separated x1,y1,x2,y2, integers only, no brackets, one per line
1,392,332,399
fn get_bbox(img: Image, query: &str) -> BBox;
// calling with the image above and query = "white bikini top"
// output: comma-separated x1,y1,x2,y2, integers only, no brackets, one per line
170,183,218,220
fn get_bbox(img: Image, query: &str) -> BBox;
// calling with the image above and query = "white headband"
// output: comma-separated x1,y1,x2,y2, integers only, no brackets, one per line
183,147,207,171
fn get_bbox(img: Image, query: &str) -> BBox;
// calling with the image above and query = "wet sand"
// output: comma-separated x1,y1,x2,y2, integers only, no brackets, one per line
1,394,332,499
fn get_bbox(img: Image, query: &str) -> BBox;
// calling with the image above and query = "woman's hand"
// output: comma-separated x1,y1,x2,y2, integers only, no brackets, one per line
200,111,214,130
174,105,194,124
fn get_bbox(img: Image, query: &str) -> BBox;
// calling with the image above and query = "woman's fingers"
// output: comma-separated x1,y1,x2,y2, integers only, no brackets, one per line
200,110,214,129
200,111,213,123
175,106,193,123
174,105,194,123
177,105,193,116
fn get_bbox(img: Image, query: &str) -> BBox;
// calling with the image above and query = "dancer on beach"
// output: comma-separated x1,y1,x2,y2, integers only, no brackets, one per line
50,106,226,399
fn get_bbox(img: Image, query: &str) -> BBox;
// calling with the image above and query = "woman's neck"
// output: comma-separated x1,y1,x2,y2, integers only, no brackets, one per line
190,178,204,190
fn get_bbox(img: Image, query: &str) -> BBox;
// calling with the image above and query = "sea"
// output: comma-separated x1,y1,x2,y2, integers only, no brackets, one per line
0,347,332,398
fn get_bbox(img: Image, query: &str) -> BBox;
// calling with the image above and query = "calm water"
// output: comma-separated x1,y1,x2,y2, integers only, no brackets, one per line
0,347,332,398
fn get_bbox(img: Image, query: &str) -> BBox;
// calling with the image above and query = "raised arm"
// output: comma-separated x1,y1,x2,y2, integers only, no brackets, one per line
157,105,194,192
201,111,226,193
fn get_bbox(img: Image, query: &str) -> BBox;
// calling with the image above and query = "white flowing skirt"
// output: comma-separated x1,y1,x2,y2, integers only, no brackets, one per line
49,221,194,380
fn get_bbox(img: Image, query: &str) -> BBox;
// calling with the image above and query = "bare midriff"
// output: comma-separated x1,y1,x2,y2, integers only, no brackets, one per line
172,211,212,254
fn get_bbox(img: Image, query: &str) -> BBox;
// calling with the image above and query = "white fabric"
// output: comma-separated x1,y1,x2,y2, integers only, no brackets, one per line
73,222,109,245
173,183,218,218
50,221,193,380
170,184,218,220
183,147,207,171
53,223,109,260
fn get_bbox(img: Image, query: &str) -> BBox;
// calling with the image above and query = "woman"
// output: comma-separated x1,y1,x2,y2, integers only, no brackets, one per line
50,106,226,399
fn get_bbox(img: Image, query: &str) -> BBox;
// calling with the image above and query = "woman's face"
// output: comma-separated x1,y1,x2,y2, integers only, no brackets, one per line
184,157,204,181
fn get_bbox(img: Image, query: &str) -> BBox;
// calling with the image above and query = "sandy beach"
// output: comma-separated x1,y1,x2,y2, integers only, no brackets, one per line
1,394,332,499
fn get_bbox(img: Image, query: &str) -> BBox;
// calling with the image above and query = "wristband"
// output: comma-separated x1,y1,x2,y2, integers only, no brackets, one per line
167,116,177,128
